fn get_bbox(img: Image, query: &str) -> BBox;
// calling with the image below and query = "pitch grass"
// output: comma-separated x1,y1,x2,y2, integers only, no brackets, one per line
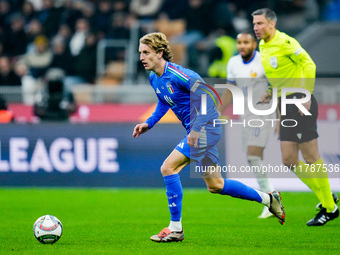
0,189,339,255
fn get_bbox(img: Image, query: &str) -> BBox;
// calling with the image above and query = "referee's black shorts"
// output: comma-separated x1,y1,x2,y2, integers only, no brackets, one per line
279,93,319,143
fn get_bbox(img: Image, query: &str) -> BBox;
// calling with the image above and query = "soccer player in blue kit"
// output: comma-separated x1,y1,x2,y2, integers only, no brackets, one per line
133,32,285,242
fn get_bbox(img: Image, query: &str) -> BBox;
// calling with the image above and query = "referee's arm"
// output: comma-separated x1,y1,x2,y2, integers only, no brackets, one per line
296,49,316,93
288,38,316,93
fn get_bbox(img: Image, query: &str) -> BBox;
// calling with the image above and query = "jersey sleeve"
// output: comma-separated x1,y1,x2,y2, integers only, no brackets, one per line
283,36,316,92
226,59,236,84
173,69,219,132
145,99,170,129
189,78,219,132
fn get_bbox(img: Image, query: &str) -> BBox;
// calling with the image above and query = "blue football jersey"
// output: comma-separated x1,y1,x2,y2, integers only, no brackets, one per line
145,61,219,134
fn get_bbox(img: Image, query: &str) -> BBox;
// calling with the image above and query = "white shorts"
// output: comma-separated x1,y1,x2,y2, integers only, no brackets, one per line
242,113,276,151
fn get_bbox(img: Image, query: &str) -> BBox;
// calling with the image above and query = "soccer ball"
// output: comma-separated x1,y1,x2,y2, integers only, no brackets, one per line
33,215,63,244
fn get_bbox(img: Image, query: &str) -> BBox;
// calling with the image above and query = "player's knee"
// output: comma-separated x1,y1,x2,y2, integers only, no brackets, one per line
207,180,224,194
160,162,174,176
282,156,298,169
303,155,319,165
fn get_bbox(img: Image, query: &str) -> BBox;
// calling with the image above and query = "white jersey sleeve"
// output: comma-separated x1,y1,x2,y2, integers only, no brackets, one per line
226,57,237,84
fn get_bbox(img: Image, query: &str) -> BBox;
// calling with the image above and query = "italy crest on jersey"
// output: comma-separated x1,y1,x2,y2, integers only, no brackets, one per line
270,56,278,69
166,82,174,94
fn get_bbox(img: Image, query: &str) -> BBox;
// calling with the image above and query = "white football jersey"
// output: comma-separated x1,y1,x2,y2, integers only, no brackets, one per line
227,51,274,119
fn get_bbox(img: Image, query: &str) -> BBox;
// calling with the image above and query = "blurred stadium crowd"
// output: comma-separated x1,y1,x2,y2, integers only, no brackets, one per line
0,0,339,106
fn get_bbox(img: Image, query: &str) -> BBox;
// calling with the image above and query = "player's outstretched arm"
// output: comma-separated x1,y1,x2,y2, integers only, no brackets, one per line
133,123,149,138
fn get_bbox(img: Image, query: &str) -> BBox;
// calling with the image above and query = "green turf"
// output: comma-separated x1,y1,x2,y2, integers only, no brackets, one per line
0,188,339,255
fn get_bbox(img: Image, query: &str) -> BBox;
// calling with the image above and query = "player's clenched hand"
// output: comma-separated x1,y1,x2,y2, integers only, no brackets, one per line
259,91,272,104
187,130,200,148
132,123,149,138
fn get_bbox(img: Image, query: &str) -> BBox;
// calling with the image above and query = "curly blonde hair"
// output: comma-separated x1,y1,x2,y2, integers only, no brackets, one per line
139,32,173,62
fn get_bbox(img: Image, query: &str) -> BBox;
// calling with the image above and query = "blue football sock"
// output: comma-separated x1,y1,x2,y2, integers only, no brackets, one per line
220,178,262,203
164,174,183,221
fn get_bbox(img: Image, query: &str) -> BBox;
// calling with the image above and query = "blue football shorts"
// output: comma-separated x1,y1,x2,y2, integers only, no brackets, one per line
175,124,222,167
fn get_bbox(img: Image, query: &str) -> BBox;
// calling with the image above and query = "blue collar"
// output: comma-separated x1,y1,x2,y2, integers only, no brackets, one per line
242,51,256,64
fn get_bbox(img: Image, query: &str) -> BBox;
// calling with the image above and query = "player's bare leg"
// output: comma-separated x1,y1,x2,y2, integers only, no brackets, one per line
280,141,300,168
